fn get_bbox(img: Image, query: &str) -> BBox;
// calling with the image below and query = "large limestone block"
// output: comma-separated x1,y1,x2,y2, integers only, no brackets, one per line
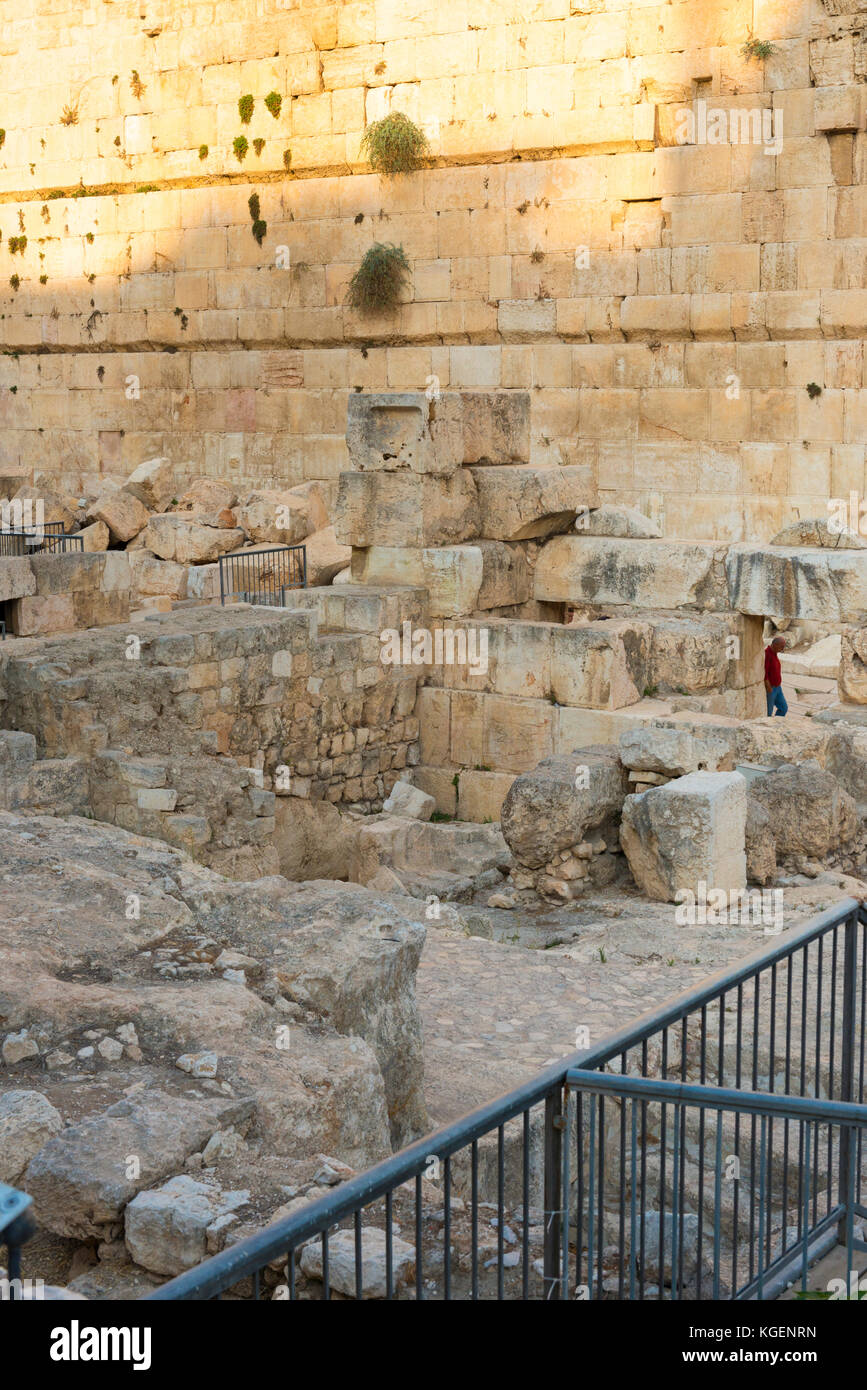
351,543,528,618
142,515,246,565
500,748,628,868
839,627,867,703
175,477,238,517
91,488,150,543
12,486,75,533
580,505,661,539
750,761,857,858
305,525,351,586
123,457,176,513
0,556,35,602
770,518,867,550
346,392,463,476
746,799,776,887
620,772,747,903
334,469,479,547
552,620,650,709
235,485,328,546
12,594,76,636
726,545,867,622
128,550,188,600
619,723,737,776
469,465,598,541
78,520,110,553
535,537,730,611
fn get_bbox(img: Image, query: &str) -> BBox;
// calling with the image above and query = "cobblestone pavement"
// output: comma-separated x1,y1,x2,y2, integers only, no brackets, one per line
417,875,865,1128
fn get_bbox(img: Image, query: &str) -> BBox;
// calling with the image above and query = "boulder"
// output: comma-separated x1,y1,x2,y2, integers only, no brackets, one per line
745,798,776,886
552,621,651,709
619,724,737,777
235,485,328,546
750,761,858,858
299,1225,415,1298
619,772,747,903
382,780,435,821
141,515,245,565
0,1089,63,1183
770,518,867,550
174,478,238,517
91,489,150,544
334,470,479,548
469,465,598,541
304,526,351,586
579,505,661,539
78,520,110,553
500,748,628,869
125,1174,249,1276
24,1089,254,1240
123,458,176,513
128,551,188,600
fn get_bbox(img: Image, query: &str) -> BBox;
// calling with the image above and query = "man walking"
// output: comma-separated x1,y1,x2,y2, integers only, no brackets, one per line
764,635,788,717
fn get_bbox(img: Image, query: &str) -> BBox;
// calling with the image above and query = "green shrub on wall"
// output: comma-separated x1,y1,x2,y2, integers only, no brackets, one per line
238,94,254,124
345,242,411,315
360,112,429,175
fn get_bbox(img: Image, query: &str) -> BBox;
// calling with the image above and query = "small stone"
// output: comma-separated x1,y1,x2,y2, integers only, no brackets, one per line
116,1024,138,1045
2,1030,39,1065
76,1047,95,1060
97,1037,123,1062
176,1051,218,1078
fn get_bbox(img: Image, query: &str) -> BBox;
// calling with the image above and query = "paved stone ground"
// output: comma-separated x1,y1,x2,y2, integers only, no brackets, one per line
417,874,866,1129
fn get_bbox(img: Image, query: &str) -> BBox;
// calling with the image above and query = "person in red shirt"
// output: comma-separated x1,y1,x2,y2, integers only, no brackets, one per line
764,636,787,716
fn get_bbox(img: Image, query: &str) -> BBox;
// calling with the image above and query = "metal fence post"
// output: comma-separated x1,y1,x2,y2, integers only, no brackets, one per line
838,911,858,1245
543,1089,564,1300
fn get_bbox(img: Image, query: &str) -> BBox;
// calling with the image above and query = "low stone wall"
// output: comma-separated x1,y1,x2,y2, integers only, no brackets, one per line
0,550,131,635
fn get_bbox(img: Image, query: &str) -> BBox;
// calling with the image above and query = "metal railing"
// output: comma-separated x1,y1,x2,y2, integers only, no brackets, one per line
219,545,306,606
0,522,77,557
138,897,867,1301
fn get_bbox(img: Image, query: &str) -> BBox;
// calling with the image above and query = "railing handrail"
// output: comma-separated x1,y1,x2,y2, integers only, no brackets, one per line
143,896,862,1301
566,1069,867,1125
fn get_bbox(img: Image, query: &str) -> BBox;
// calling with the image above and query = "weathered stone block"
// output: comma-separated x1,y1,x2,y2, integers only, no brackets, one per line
619,772,747,902
143,515,246,565
469,465,598,540
535,537,730,611
551,621,650,709
501,747,628,867
92,488,150,543
124,457,177,512
346,392,463,476
334,469,480,547
726,545,867,621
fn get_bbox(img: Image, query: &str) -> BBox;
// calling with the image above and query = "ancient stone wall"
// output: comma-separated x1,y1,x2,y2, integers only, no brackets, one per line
0,1,864,537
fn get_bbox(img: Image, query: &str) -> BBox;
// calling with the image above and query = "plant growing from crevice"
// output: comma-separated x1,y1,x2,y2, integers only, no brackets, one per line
806,381,822,398
264,91,282,119
233,135,248,162
130,70,146,99
345,242,410,314
742,37,775,61
360,111,429,175
198,144,208,160
9,275,19,291
282,148,292,170
248,192,267,245
253,137,265,156
0,130,5,149
8,236,26,255
238,94,254,124
60,102,79,126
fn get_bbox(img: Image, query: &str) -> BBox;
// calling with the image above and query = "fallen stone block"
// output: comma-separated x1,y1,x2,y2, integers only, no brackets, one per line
334,469,479,547
123,457,176,513
78,520,110,553
750,761,857,859
0,555,36,602
839,627,867,702
346,392,463,476
726,545,867,622
128,551,188,601
619,772,747,902
350,543,528,618
235,485,328,545
535,537,730,611
770,517,867,550
619,724,737,776
501,748,628,869
579,504,661,539
174,478,238,516
91,489,150,543
382,779,435,820
552,621,650,709
142,515,245,565
470,465,597,540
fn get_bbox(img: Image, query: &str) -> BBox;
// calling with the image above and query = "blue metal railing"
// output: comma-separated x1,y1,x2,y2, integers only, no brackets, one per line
139,896,867,1301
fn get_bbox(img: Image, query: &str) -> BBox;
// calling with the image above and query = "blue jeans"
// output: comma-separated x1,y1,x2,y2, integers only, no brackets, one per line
766,685,788,717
